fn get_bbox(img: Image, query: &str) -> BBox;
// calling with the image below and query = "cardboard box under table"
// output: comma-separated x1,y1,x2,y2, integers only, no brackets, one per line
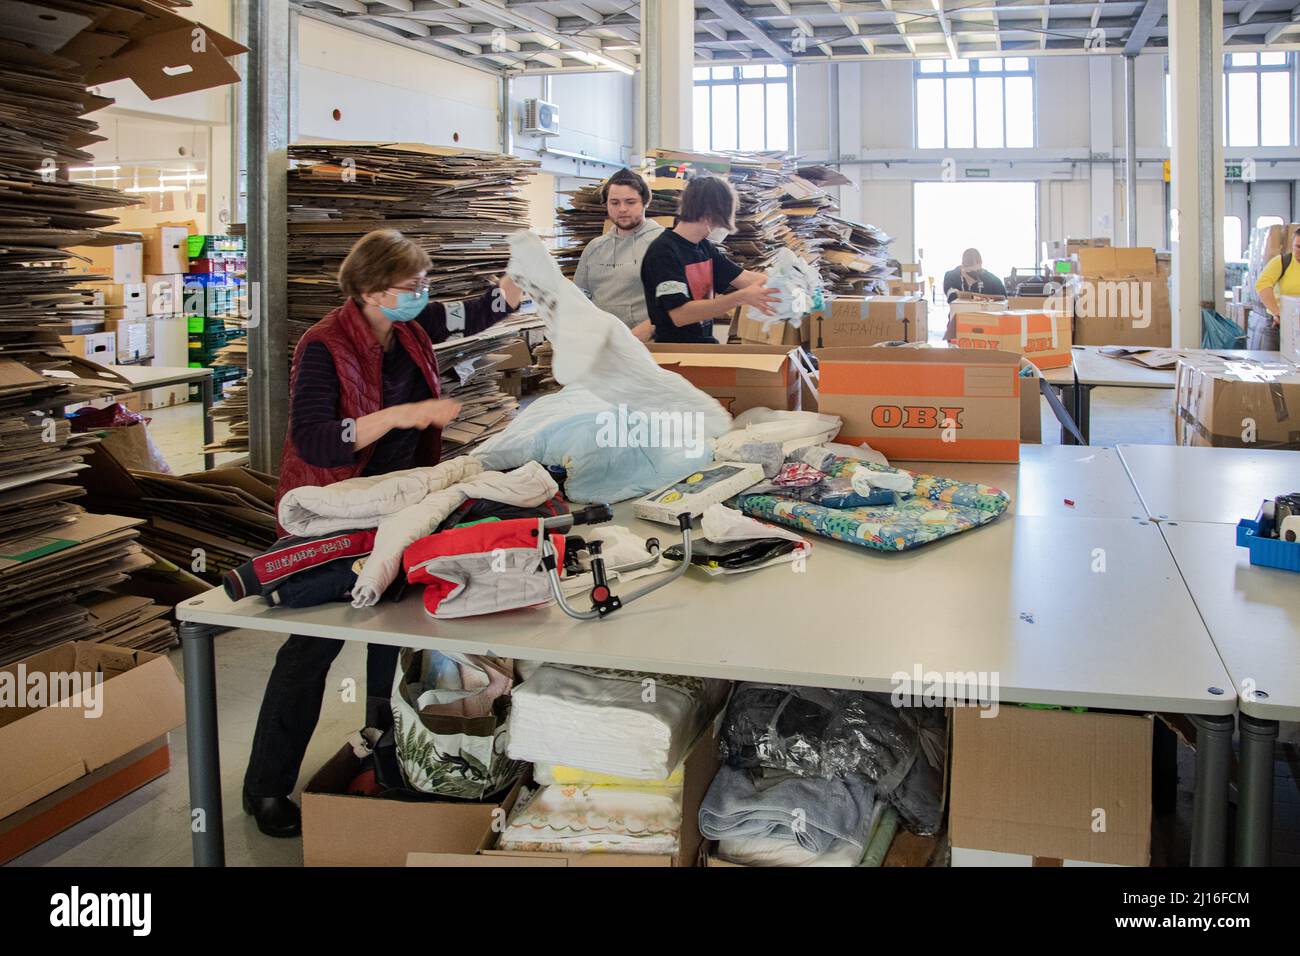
1174,355,1300,449
0,642,185,863
649,344,800,414
817,347,1023,463
406,721,720,867
950,706,1152,867
954,310,1073,370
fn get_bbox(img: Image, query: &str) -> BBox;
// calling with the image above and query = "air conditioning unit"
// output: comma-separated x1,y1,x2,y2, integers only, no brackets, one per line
521,98,560,136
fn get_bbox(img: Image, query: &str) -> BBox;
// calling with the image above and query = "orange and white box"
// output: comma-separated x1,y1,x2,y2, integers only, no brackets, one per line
954,310,1073,370
817,347,1023,463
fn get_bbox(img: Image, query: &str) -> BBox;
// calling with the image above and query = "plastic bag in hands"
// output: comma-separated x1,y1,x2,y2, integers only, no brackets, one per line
717,683,947,836
750,248,825,330
476,384,716,503
502,229,731,436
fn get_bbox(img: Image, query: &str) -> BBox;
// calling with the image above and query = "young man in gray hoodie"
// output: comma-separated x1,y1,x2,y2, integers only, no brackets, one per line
573,167,664,342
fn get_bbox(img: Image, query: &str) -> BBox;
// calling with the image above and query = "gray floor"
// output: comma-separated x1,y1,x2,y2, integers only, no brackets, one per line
10,357,1298,867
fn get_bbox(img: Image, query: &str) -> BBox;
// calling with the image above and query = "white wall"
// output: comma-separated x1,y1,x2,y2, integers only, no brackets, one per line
796,51,1300,274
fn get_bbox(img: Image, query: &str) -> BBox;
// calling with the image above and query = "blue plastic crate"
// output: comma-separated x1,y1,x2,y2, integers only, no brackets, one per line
1236,518,1300,573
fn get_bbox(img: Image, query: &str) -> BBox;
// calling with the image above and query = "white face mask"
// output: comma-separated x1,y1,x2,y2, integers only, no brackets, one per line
707,227,729,244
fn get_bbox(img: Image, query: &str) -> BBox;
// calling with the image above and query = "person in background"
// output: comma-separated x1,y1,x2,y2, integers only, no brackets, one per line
573,167,664,342
639,174,778,344
943,248,1007,303
242,228,521,838
1255,228,1300,333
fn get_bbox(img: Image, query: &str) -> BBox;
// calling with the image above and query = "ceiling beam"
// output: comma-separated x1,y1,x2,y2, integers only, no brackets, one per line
453,0,636,69
1238,1,1262,24
1264,4,1300,43
1123,0,1166,55
698,0,791,61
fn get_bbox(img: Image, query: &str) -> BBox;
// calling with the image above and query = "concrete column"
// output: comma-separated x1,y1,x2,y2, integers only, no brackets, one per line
1088,55,1115,241
833,62,865,220
1168,0,1225,345
640,0,694,152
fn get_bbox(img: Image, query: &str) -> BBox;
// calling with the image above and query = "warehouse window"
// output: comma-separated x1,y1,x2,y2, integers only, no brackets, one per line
1164,53,1294,147
914,58,1035,150
693,65,790,152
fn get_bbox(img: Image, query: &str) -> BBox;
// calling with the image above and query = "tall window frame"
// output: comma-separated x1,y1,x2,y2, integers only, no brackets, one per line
692,64,791,153
1164,52,1295,147
913,57,1036,150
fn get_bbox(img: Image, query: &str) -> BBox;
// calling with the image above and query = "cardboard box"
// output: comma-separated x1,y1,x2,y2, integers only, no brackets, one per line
1245,307,1281,352
60,331,117,362
144,274,185,316
950,706,1151,867
817,346,1022,462
0,642,185,826
410,718,721,868
1174,355,1300,449
141,226,190,276
736,309,805,347
148,316,191,406
807,295,928,350
109,318,153,363
954,310,1073,370
1281,296,1300,365
67,241,144,285
1071,246,1171,347
301,746,515,867
103,282,148,322
1044,236,1110,260
649,344,800,414
1008,295,1051,311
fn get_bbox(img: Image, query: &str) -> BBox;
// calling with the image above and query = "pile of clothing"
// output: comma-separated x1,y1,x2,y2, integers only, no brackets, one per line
225,458,564,609
699,683,947,867
496,662,729,855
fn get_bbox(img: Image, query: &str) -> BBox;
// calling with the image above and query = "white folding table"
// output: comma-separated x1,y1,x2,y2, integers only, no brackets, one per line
175,452,1234,867
109,365,217,469
1117,444,1300,524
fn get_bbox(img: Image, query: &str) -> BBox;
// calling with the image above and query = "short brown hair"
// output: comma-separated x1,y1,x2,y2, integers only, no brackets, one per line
601,167,650,205
338,229,432,299
677,174,736,231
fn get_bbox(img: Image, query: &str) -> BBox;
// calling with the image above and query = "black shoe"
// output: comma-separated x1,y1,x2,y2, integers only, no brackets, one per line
242,789,302,838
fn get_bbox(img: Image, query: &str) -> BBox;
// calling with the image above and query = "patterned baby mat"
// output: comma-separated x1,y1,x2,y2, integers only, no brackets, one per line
736,456,1010,552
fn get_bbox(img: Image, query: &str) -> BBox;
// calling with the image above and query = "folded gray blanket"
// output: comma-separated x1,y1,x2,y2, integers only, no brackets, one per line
698,766,875,854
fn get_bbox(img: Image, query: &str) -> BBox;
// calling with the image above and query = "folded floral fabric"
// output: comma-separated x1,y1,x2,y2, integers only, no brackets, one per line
497,783,682,855
739,456,1009,553
698,766,875,854
772,462,826,488
507,663,729,779
533,763,686,789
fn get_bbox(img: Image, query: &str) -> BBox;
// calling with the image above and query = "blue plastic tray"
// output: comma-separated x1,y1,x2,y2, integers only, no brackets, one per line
1236,518,1300,573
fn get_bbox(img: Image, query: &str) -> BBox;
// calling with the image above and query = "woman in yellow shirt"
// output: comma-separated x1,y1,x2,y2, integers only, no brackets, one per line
1255,229,1300,326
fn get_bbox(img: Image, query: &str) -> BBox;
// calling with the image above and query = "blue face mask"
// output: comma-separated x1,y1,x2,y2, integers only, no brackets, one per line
380,287,428,322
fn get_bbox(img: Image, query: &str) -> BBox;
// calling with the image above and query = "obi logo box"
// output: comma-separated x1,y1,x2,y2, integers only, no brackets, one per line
954,310,1073,370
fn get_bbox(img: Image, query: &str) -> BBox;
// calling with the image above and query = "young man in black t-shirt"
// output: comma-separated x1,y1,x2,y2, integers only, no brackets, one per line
639,175,778,343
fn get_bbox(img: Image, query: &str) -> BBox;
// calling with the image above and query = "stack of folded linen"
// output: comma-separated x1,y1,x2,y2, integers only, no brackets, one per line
699,766,876,867
496,777,684,855
506,663,729,779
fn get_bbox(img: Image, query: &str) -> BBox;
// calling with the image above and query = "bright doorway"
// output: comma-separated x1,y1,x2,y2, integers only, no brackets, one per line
913,181,1039,297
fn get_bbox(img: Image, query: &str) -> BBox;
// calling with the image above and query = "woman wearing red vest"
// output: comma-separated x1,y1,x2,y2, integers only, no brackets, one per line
243,229,521,837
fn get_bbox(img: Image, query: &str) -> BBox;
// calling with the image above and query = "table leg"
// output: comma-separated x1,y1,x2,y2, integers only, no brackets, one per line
180,620,225,867
1235,713,1277,867
1189,713,1233,867
1078,385,1092,445
201,374,215,471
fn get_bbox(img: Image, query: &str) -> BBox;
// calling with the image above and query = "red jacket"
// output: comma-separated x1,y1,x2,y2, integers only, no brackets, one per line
276,298,442,532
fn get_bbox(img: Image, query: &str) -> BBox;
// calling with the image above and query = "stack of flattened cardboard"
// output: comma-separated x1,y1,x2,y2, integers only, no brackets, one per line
0,1,247,667
284,142,538,352
431,315,545,460
205,338,250,455
78,439,278,583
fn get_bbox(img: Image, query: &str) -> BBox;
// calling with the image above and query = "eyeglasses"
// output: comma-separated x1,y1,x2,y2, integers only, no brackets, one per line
390,279,430,295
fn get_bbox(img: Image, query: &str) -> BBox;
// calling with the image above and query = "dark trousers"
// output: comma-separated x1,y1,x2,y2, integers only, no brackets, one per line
243,636,400,798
